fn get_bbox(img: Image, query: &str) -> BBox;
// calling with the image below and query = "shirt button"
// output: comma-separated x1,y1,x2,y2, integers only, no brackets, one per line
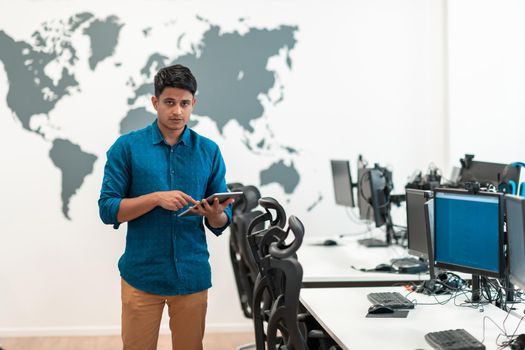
170,149,173,153
171,170,175,174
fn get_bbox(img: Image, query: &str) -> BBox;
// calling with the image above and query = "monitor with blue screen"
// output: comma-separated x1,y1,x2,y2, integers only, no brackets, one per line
433,188,503,278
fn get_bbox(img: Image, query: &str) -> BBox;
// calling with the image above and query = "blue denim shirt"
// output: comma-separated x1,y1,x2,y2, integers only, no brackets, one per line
98,120,231,295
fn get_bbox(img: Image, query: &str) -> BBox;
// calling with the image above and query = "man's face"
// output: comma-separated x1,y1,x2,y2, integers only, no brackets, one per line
151,87,196,134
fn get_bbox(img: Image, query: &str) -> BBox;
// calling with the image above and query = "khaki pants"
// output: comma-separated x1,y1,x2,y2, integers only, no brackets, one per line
121,279,208,350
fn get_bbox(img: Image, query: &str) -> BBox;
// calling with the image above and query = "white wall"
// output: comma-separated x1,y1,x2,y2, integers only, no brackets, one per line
0,0,445,336
447,0,525,168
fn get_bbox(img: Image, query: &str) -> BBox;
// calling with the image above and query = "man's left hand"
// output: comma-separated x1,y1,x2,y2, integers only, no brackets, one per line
190,197,234,228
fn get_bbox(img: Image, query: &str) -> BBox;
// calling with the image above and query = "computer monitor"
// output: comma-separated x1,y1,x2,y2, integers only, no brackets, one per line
423,199,436,280
406,189,433,260
434,188,503,278
460,160,520,188
357,166,374,221
330,160,355,207
368,167,390,228
506,195,525,290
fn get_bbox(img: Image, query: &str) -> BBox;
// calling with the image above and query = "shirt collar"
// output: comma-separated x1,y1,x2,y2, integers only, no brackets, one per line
151,119,192,147
178,124,192,147
151,120,164,145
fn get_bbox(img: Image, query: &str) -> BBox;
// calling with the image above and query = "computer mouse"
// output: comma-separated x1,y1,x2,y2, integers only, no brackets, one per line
322,239,338,246
374,263,395,272
368,304,395,314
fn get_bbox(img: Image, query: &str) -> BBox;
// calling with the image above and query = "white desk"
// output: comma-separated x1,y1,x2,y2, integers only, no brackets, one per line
300,286,525,350
299,234,429,287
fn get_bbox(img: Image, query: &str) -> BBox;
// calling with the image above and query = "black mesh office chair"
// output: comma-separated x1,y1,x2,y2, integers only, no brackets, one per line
247,199,340,350
229,185,264,318
254,215,307,349
228,184,266,350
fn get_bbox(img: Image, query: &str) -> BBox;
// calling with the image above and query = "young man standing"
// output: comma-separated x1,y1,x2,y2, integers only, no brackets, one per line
98,64,234,350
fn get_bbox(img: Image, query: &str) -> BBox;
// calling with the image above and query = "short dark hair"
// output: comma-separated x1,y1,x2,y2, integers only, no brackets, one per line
154,64,197,97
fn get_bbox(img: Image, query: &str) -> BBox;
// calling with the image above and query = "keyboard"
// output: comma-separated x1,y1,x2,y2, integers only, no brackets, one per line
425,329,485,350
366,292,414,309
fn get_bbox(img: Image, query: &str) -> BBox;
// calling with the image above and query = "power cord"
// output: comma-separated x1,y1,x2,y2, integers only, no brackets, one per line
503,334,525,349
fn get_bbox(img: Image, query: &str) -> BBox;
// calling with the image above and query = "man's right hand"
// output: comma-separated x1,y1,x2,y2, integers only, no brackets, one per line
155,190,199,211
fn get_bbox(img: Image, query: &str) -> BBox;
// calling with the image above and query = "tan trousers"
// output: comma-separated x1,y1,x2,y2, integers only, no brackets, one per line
121,279,208,350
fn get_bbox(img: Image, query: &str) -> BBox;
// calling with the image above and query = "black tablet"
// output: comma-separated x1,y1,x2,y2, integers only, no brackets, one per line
177,191,243,217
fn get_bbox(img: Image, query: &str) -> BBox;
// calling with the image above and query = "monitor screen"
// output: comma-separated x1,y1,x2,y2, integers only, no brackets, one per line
330,160,355,207
357,167,373,221
434,189,503,277
460,160,520,188
406,189,432,260
506,195,525,290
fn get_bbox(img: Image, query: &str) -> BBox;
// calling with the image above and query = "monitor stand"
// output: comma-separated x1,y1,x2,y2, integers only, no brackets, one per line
505,279,515,303
470,275,482,303
357,216,396,248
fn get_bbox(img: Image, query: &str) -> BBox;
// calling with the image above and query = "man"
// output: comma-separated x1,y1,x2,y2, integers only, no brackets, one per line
98,64,234,350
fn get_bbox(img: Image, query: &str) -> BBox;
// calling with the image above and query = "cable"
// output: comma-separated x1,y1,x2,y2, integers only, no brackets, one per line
358,169,391,210
397,272,525,349
482,315,507,344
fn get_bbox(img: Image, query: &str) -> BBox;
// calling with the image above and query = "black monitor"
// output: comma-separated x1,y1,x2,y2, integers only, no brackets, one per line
506,195,525,290
357,166,374,221
368,165,393,228
330,160,355,207
406,189,433,260
433,188,504,278
460,160,520,188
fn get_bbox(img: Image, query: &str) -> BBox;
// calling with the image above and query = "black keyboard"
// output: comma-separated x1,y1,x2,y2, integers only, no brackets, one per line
425,329,485,350
366,292,414,309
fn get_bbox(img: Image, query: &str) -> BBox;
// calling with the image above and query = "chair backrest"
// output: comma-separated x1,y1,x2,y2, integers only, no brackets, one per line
249,204,307,350
229,185,264,318
246,197,287,271
227,182,244,192
232,185,261,214
266,215,306,350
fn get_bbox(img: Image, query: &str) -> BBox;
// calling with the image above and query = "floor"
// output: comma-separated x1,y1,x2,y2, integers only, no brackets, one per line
0,332,255,350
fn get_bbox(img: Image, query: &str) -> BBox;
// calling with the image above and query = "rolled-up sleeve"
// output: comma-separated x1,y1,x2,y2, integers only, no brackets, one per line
204,146,232,236
98,137,130,229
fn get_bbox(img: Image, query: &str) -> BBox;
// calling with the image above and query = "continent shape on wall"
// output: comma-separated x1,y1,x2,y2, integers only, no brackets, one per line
0,12,123,219
0,13,311,220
